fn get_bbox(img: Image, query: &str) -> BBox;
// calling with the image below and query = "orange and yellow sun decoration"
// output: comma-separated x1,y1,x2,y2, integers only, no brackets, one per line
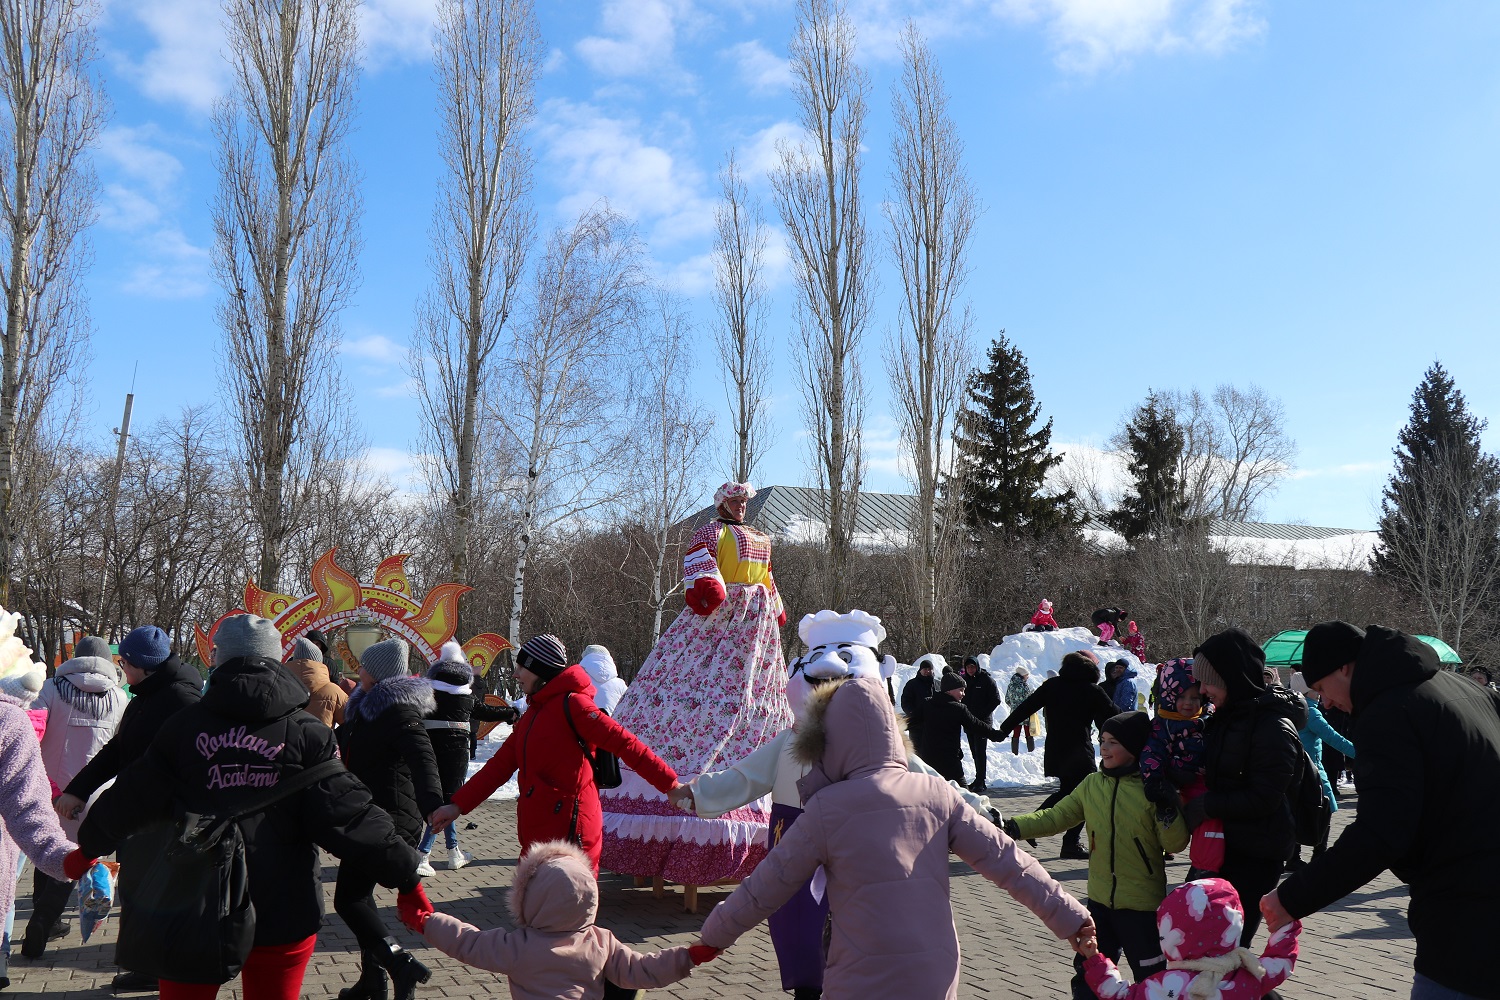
194,549,511,674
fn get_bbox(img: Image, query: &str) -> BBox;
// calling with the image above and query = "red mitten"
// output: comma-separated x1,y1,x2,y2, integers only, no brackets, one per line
397,883,435,934
684,577,726,616
63,849,95,881
776,609,787,627
688,945,721,965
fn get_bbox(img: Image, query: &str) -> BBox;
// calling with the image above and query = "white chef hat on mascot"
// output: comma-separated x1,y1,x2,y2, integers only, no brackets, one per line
785,609,898,717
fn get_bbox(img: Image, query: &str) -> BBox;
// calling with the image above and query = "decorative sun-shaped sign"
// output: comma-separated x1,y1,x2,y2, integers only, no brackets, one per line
194,548,511,674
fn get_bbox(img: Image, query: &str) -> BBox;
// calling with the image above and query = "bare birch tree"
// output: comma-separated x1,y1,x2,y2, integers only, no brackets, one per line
0,0,104,605
620,289,713,645
884,22,976,651
772,0,871,608
412,0,538,597
214,0,362,591
711,150,771,485
496,205,644,651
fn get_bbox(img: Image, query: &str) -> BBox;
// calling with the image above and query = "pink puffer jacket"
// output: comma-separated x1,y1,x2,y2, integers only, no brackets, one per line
701,677,1089,1000
423,839,695,1000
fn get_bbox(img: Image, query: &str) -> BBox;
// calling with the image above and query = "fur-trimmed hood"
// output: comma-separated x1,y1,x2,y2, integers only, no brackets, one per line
346,673,436,723
508,839,597,934
792,676,906,803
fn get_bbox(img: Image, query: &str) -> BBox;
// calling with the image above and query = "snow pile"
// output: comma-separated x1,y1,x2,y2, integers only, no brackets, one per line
469,724,519,801
892,627,1159,789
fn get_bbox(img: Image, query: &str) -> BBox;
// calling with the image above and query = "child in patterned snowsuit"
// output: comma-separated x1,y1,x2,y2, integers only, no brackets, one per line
1080,877,1300,1000
1138,657,1224,872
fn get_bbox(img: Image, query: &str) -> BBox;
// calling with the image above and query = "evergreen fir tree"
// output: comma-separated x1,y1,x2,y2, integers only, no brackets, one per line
1109,391,1188,541
954,334,1078,541
1375,362,1500,596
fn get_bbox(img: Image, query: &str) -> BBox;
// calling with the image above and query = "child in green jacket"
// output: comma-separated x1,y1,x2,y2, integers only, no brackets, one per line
1005,711,1188,1000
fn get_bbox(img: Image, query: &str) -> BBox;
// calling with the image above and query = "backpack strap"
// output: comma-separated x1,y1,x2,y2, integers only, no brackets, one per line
561,694,597,766
221,757,347,822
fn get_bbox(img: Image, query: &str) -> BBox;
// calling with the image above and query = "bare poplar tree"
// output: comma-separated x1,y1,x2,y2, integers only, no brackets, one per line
214,0,363,591
772,0,871,608
711,150,771,485
884,22,976,651
412,0,538,595
0,0,105,605
1164,384,1296,522
621,288,713,645
496,205,644,651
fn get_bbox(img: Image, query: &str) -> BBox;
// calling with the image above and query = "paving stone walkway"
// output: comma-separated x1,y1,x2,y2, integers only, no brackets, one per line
6,784,1413,999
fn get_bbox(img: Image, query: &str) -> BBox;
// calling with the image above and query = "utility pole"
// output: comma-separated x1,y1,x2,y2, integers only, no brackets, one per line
98,364,136,637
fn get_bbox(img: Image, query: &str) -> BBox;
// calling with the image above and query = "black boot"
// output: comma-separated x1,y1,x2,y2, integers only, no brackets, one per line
110,971,158,992
379,937,430,1000
793,990,823,999
1060,833,1089,860
338,949,389,1000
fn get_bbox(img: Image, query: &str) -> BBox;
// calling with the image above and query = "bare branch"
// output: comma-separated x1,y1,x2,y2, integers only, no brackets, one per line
711,150,772,485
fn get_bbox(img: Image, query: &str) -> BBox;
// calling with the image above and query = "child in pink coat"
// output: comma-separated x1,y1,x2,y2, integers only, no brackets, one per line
1080,877,1300,999
402,839,714,1000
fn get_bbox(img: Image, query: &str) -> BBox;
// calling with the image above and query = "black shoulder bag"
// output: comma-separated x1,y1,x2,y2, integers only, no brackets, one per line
562,694,623,790
116,757,346,985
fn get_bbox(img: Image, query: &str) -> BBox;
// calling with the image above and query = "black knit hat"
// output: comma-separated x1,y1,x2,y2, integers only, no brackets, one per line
940,672,967,693
1194,628,1267,701
1102,710,1152,760
428,640,473,686
1301,621,1365,685
517,633,568,683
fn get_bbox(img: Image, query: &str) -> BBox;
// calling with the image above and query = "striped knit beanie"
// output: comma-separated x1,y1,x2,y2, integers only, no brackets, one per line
516,633,568,683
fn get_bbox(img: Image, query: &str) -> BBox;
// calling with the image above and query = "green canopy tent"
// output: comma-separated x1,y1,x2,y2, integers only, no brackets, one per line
1260,629,1463,668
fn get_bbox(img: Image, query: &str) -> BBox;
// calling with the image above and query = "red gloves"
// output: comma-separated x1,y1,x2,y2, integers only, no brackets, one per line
684,577,726,616
63,849,96,881
776,609,787,627
688,945,721,965
397,883,435,934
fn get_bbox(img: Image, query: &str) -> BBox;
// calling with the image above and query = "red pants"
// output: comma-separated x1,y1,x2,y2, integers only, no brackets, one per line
159,935,317,1000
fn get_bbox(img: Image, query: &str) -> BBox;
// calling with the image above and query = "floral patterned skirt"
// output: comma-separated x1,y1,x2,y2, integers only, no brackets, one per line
599,582,793,884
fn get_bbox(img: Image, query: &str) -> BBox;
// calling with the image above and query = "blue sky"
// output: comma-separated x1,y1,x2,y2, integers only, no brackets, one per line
86,0,1500,531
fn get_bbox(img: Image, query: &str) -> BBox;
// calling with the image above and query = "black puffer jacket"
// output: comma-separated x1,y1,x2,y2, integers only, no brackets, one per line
998,656,1117,777
1200,685,1303,863
66,654,202,800
78,656,421,948
426,688,517,797
914,694,1006,783
961,667,1002,721
1279,626,1500,998
339,675,444,844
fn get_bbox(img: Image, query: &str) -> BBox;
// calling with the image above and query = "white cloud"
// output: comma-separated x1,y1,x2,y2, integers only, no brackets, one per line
537,99,716,247
342,333,407,365
724,39,791,93
1289,461,1384,481
108,0,228,115
741,120,805,179
862,413,913,484
993,0,1266,73
359,446,430,498
96,125,212,299
359,0,439,69
576,0,696,83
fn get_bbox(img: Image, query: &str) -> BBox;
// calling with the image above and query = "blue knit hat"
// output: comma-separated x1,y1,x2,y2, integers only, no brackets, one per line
119,626,172,669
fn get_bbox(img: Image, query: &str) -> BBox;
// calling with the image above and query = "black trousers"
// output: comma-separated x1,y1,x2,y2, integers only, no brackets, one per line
1071,900,1163,1000
333,864,392,956
1039,761,1095,845
1198,851,1286,947
967,731,989,787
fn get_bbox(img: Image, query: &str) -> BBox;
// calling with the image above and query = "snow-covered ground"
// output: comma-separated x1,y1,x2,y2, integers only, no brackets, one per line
468,724,520,801
894,627,1157,789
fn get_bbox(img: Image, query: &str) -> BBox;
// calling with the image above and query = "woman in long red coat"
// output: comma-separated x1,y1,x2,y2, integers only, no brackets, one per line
430,634,681,874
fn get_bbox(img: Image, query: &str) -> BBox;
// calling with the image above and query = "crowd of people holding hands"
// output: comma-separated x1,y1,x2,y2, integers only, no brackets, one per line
0,557,1496,999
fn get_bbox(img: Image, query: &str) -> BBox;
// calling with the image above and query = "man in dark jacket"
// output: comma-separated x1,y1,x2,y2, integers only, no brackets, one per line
915,672,1006,787
1264,622,1500,1000
900,658,938,750
960,656,1002,792
43,626,201,988
1188,627,1302,948
998,650,1117,859
77,614,427,999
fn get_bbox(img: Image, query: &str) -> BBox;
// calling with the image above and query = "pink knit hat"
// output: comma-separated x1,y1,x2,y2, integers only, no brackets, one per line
1157,878,1246,963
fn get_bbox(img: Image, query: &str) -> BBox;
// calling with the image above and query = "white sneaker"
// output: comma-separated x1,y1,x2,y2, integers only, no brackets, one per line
415,854,436,877
447,847,471,870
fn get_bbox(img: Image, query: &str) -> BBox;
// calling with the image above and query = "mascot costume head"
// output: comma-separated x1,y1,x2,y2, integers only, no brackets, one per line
786,609,898,717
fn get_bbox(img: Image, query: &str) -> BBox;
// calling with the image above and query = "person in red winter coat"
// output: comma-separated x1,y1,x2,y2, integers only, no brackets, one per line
431,634,683,875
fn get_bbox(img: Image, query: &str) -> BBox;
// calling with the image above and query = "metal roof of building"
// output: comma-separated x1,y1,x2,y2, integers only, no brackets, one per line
684,485,919,538
1206,519,1369,541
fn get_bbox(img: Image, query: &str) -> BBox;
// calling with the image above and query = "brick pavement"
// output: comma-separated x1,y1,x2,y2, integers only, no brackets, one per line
6,784,1413,999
